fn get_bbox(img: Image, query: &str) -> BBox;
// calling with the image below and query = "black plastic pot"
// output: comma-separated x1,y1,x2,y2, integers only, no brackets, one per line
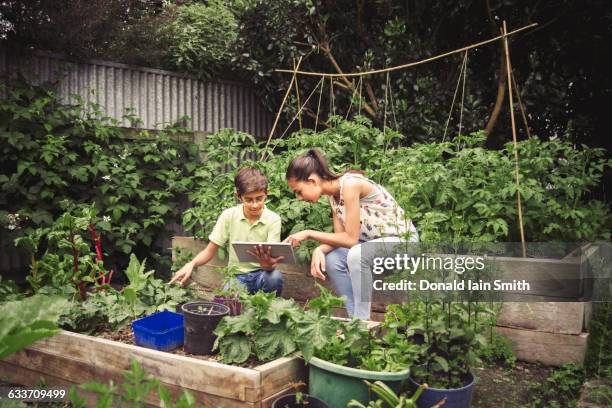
181,301,229,355
272,393,329,408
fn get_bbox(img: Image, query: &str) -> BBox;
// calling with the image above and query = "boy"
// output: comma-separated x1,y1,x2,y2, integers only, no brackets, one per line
170,167,284,295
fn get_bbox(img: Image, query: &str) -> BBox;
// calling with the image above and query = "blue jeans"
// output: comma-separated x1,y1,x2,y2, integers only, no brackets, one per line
325,235,419,320
226,269,283,296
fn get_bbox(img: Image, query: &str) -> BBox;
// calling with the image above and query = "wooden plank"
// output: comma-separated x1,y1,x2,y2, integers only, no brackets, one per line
497,302,585,334
495,326,588,367
0,353,256,408
254,356,308,400
26,331,260,401
490,255,582,299
0,360,105,408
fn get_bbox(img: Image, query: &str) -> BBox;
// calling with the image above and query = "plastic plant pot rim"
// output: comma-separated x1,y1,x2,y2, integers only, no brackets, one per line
131,322,180,336
408,370,476,392
131,311,183,335
181,301,230,315
308,356,410,381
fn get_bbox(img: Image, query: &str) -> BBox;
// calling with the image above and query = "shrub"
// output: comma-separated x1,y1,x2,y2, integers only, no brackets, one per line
169,1,239,79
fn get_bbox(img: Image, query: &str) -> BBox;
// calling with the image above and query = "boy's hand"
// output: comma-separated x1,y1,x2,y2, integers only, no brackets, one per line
283,230,310,247
170,262,194,286
248,245,284,271
310,247,326,280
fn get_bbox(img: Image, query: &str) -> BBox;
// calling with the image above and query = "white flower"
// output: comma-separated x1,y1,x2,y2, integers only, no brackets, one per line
6,213,21,230
102,175,111,181
103,215,111,222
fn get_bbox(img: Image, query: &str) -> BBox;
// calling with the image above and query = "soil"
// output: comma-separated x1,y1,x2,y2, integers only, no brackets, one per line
472,361,552,407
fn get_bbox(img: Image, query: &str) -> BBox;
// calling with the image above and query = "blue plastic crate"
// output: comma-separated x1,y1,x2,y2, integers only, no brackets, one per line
131,311,184,351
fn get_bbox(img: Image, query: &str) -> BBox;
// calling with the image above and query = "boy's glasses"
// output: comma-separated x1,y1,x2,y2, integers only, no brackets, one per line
242,196,266,205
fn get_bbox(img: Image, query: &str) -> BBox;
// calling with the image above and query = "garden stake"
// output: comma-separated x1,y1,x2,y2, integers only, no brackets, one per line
293,58,303,130
314,76,325,132
261,56,303,160
503,21,527,257
511,69,532,138
442,50,468,143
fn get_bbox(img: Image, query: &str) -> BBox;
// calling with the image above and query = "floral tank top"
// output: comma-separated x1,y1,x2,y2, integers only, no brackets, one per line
329,173,417,241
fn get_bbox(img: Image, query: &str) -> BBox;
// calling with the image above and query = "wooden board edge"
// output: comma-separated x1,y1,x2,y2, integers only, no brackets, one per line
28,330,261,401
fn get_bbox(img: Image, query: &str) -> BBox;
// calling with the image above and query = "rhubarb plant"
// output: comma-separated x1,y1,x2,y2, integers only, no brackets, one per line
15,204,106,299
213,285,421,371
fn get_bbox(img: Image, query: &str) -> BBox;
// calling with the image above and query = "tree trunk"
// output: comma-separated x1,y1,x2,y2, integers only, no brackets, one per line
484,52,507,136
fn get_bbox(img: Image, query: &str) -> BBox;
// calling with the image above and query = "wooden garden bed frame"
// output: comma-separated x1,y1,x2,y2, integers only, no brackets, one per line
0,330,307,407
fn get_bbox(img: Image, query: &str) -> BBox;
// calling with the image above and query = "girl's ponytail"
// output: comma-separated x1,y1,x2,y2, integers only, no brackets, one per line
286,148,338,181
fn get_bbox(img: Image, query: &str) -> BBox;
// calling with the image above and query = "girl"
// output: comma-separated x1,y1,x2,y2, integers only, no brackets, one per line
284,148,418,319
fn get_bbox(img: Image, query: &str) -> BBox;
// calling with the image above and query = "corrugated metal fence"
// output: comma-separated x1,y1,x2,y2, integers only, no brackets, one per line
0,49,274,138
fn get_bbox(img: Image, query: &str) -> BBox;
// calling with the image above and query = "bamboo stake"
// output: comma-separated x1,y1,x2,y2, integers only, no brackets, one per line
503,21,527,258
511,70,532,138
261,56,303,160
275,23,537,78
293,58,303,130
314,77,324,132
458,51,468,139
443,51,468,142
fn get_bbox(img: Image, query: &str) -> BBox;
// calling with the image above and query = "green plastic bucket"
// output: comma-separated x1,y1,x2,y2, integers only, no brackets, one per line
308,357,410,408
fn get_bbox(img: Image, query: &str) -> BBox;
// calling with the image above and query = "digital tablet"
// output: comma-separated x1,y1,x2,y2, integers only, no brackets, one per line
231,241,297,264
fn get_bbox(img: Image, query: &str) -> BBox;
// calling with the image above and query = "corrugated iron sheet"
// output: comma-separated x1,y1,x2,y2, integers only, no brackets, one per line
0,49,273,138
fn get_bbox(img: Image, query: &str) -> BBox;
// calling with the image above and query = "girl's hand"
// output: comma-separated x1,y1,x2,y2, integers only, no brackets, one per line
310,246,326,280
247,245,284,271
283,230,311,248
170,262,194,286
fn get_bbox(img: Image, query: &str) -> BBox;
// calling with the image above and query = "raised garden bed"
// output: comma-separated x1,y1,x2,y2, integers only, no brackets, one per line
0,330,307,407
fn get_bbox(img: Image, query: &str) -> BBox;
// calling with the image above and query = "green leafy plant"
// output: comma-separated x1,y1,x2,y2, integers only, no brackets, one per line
585,299,612,380
69,359,197,408
0,274,25,302
1,80,201,272
529,363,586,408
213,285,367,365
0,294,68,358
168,1,239,79
213,285,422,372
182,124,611,261
212,265,247,299
347,380,445,408
15,204,104,299
61,254,195,332
396,300,492,389
480,331,517,369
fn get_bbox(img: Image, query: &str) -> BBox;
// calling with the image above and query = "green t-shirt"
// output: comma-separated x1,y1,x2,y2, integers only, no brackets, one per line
208,204,282,274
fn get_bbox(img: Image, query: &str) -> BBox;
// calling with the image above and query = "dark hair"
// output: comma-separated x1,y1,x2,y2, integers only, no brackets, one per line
285,148,339,182
235,167,268,196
